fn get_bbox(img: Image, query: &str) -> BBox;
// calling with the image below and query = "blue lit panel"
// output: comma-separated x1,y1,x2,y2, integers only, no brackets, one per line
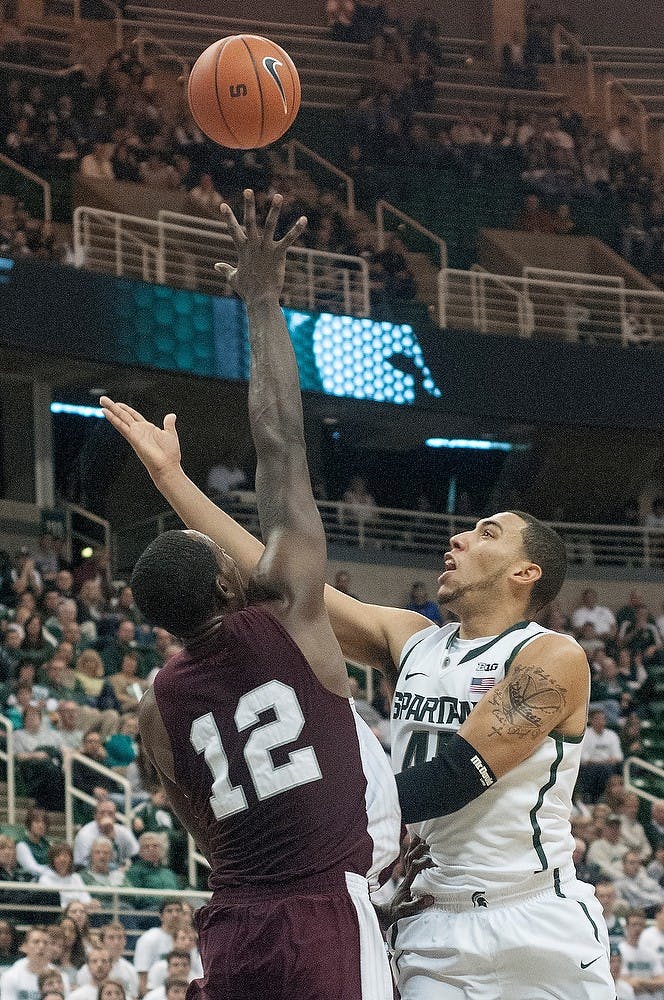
425,438,529,452
286,311,442,405
51,402,104,418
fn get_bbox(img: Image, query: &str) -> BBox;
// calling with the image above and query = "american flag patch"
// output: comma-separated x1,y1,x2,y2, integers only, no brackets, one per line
470,676,495,696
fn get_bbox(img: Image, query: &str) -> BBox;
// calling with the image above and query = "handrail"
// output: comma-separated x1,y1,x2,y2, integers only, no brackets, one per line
469,265,532,337
113,497,664,579
624,756,664,805
286,140,355,217
589,44,664,57
132,29,190,77
0,59,83,78
551,23,596,107
375,199,448,270
72,0,123,48
157,214,371,316
523,266,625,288
187,833,210,887
73,205,161,279
0,880,211,909
63,751,132,844
125,5,339,33
62,501,111,569
0,715,16,827
0,153,52,235
604,76,649,151
75,206,370,316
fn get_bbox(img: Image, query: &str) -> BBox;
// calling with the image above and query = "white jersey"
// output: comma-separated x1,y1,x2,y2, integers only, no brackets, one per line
391,620,583,897
619,940,664,1000
640,926,664,962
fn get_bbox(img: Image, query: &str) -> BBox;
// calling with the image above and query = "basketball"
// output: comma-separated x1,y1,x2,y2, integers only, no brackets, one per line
187,34,301,149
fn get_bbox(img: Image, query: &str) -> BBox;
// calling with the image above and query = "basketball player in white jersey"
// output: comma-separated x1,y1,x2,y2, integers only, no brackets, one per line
99,198,612,1000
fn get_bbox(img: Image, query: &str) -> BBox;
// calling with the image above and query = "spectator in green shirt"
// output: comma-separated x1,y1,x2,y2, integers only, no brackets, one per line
124,832,180,910
101,620,149,677
132,787,187,876
15,805,51,877
17,613,55,668
42,656,88,706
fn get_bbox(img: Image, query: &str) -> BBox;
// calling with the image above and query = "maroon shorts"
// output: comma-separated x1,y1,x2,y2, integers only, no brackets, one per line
188,872,387,1000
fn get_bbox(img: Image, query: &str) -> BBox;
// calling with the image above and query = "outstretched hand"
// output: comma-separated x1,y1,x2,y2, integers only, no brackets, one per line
99,396,181,484
214,188,307,305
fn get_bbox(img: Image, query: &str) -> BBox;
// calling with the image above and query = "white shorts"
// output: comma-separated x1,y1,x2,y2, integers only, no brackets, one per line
389,874,614,999
345,872,395,1000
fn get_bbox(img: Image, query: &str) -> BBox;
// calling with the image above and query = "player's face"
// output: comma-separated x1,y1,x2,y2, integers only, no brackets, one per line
438,512,532,610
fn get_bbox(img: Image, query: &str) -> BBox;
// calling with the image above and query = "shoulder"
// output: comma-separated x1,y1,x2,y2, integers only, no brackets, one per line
514,630,588,670
399,620,449,665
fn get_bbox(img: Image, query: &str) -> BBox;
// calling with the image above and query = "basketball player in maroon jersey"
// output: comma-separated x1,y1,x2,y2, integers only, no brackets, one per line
100,191,401,1000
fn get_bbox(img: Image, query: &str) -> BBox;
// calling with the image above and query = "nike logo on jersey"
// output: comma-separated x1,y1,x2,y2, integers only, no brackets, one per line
580,956,603,969
404,671,427,680
262,56,288,113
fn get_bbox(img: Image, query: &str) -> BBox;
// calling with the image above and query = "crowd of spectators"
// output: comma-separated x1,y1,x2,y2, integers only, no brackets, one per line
343,76,664,282
2,7,662,299
1,524,664,995
0,530,206,992
0,42,419,314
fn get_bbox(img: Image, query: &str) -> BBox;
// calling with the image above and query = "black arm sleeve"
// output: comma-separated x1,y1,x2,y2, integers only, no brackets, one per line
395,733,497,824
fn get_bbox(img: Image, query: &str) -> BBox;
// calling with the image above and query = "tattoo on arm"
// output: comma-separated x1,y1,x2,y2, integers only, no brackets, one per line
486,664,567,739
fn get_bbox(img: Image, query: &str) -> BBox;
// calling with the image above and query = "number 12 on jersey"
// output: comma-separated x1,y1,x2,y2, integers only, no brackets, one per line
190,679,323,819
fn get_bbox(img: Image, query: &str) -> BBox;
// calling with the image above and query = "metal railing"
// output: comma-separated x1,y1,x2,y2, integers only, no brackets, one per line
551,23,596,107
624,756,664,804
73,206,371,317
286,140,355,217
376,200,448,269
63,502,112,571
0,881,211,927
438,265,664,344
113,495,664,575
63,752,132,843
131,28,190,77
0,715,16,827
0,153,52,235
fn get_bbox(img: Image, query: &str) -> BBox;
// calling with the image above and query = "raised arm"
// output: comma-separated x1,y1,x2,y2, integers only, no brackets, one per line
214,190,325,616
100,192,429,676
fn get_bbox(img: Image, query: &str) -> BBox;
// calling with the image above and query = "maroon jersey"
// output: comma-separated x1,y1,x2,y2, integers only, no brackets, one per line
154,605,399,890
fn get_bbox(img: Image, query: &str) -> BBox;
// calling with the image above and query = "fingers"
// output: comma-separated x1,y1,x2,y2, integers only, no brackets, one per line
243,188,257,239
115,401,146,423
277,214,307,249
402,842,434,890
163,413,177,434
100,406,132,440
220,202,246,247
263,192,283,242
394,895,435,921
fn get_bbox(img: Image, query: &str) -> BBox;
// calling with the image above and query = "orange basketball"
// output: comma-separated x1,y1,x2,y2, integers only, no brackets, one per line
187,34,301,149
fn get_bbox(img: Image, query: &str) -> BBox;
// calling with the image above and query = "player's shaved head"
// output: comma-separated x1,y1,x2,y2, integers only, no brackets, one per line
131,530,243,638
